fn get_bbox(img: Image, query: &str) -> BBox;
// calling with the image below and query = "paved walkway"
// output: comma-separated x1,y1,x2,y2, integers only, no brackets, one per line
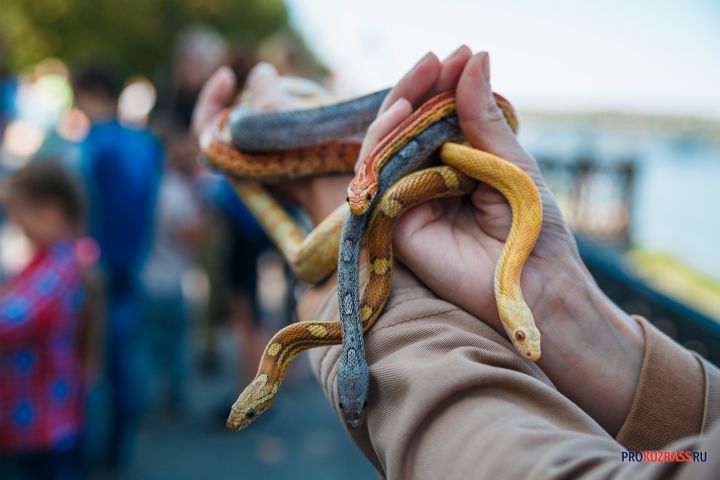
125,326,376,480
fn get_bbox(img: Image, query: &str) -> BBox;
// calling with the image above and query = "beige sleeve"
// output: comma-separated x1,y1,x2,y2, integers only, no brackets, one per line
616,316,720,450
307,266,719,479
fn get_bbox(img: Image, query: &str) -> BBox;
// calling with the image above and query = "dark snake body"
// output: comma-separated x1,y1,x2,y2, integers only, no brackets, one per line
230,89,391,151
336,116,462,428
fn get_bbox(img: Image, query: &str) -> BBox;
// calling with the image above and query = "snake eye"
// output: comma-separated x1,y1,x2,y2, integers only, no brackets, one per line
365,193,372,201
363,401,368,409
245,409,255,418
338,402,344,410
346,196,350,203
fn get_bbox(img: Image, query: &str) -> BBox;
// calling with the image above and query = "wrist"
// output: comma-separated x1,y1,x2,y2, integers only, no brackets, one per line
535,260,644,435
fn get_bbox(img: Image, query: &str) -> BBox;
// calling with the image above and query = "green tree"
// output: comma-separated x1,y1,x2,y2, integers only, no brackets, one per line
0,0,302,77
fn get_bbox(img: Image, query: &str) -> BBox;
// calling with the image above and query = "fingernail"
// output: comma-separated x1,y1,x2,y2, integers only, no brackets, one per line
386,97,408,114
216,65,232,77
443,45,467,62
250,62,277,81
479,52,490,84
411,51,434,71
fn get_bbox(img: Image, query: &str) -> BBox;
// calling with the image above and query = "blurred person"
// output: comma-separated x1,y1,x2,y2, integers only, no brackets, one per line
0,161,93,480
190,47,261,377
73,66,162,469
194,53,720,478
187,168,270,411
0,36,17,139
204,177,270,388
140,129,204,412
255,30,326,81
165,25,229,128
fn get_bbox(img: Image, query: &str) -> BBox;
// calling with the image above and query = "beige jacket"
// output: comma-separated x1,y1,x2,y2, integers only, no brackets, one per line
307,265,720,479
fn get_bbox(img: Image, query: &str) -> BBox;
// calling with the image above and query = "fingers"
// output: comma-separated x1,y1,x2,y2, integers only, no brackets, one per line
436,45,472,92
360,46,470,170
456,52,528,162
379,52,442,113
245,62,279,99
245,62,299,110
355,98,413,172
456,52,546,189
191,66,237,137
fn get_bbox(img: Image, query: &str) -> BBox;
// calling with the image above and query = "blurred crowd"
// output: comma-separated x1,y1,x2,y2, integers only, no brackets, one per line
0,25,317,479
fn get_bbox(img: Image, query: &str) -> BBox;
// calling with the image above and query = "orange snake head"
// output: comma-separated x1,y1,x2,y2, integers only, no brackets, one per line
226,373,277,431
346,178,377,216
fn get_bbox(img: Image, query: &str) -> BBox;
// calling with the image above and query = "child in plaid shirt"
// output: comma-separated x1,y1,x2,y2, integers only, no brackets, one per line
0,161,93,480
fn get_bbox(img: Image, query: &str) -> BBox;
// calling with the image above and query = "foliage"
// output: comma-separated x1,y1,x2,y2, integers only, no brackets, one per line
0,0,293,77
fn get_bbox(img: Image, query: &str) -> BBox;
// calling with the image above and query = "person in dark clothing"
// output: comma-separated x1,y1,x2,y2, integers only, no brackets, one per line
73,66,162,469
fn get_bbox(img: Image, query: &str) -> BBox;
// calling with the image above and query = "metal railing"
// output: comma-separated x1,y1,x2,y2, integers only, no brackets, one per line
577,234,720,367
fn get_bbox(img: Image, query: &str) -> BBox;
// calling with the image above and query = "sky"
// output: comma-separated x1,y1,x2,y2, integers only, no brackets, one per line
285,0,720,117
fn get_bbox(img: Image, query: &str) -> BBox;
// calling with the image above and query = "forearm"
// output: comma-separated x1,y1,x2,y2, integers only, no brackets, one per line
305,266,718,479
532,253,715,449
532,258,644,435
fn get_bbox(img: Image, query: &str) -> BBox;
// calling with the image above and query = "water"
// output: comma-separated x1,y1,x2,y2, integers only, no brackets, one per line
519,123,720,281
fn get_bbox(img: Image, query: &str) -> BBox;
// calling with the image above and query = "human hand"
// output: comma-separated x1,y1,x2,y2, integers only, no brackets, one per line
192,63,352,223
192,62,308,137
360,47,645,435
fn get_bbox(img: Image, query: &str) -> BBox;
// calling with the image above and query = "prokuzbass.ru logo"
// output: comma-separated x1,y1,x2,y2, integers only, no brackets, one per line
622,451,708,462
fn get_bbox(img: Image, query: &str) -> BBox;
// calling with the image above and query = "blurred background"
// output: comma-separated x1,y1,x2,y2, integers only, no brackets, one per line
0,0,717,479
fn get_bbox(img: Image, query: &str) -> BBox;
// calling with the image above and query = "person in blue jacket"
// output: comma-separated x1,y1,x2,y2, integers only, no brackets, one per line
73,66,162,470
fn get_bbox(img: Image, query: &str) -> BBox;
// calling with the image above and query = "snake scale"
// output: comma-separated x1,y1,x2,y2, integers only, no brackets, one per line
200,84,542,431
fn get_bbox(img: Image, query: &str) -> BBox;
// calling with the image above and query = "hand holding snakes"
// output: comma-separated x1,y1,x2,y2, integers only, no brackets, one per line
200,82,542,430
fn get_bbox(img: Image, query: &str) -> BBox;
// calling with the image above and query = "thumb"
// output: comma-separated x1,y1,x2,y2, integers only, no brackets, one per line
191,66,236,137
456,52,540,179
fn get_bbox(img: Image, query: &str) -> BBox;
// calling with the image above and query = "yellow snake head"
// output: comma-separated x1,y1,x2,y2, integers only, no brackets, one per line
497,298,542,362
226,373,278,431
346,177,377,216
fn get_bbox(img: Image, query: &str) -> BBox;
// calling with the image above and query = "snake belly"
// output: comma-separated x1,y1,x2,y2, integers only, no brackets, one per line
226,166,474,431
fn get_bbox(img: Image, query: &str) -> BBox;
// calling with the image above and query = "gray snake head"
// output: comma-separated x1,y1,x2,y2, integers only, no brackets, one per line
337,348,369,429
